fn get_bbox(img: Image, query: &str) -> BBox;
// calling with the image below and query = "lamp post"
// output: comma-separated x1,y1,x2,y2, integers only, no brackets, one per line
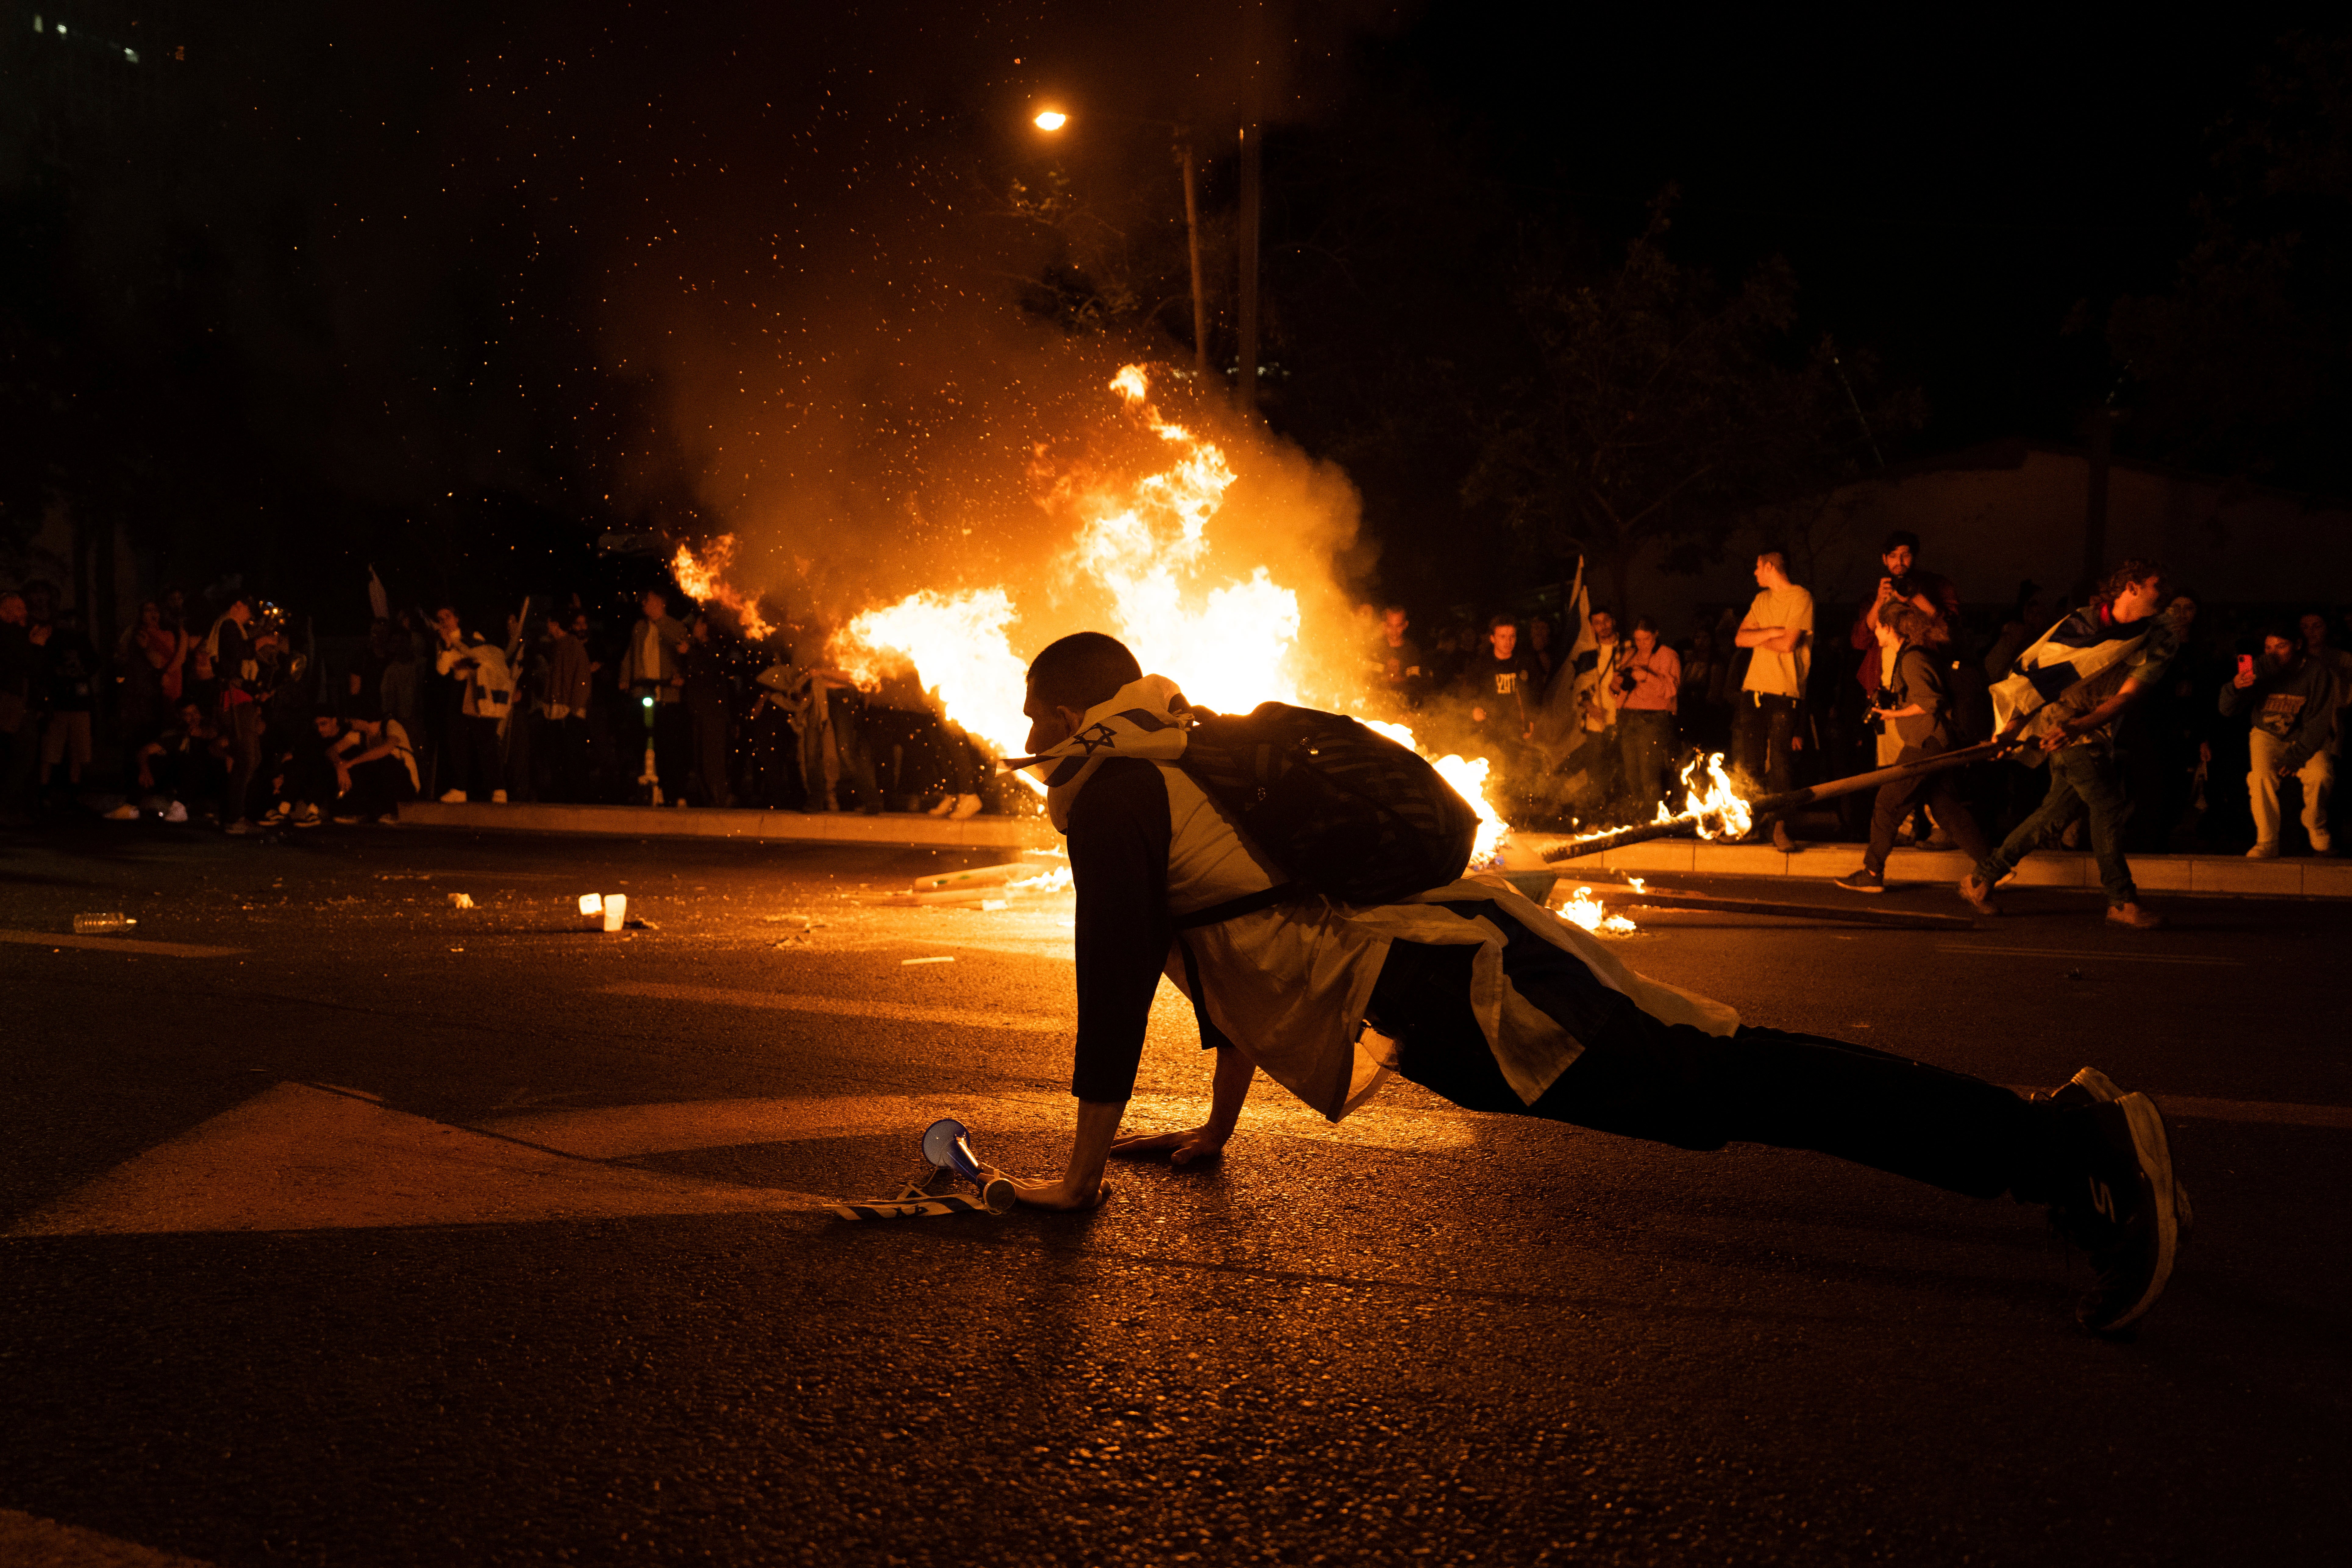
1031,107,1219,398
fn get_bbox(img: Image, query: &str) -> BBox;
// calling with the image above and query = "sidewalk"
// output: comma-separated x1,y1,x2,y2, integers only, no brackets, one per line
400,802,2348,897
1518,834,2352,899
398,799,1057,852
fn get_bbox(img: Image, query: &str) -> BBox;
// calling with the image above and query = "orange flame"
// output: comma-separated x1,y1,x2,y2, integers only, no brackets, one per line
1560,886,1637,936
828,365,1514,854
672,535,775,641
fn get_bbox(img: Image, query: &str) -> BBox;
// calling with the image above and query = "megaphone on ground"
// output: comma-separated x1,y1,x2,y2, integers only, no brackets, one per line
828,1117,1019,1221
923,1118,1017,1214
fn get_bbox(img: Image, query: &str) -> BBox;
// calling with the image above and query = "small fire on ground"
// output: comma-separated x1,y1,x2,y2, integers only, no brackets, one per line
1558,886,1637,937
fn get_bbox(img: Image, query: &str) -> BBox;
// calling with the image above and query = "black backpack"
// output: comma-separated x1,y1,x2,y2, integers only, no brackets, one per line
1172,702,1481,921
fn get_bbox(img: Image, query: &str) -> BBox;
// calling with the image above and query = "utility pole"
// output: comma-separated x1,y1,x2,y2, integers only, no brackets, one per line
1178,135,1211,392
1236,0,1264,414
2082,403,2112,592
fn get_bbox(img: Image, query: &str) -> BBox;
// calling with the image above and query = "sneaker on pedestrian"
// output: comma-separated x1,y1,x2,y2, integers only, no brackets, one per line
2245,841,2279,860
491,789,508,804
926,795,956,817
292,802,322,827
333,814,362,826
1922,829,1957,852
224,818,255,836
163,801,189,823
104,803,140,821
439,788,467,804
1771,820,1797,853
1957,873,2000,916
1994,868,2019,889
2105,901,2163,930
950,793,984,820
258,800,292,827
2049,1092,2183,1333
1834,868,1885,893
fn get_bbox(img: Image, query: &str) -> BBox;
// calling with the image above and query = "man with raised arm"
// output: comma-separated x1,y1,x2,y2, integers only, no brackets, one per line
1006,631,2188,1335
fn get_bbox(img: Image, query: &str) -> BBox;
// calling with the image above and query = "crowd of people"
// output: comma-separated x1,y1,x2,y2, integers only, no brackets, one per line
1362,530,2347,923
5,539,2345,899
0,578,1011,830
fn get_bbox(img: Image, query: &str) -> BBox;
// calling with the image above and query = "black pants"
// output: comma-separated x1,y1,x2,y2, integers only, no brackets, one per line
548,717,591,802
1864,745,1992,874
1617,709,1677,819
1732,692,1798,797
688,696,732,806
445,713,502,800
1367,905,2075,1203
338,757,418,819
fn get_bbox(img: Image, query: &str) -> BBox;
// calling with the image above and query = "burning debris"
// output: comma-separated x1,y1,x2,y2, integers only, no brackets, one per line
883,859,1074,911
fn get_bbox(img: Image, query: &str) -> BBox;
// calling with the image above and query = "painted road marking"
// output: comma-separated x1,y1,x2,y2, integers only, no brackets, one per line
600,980,1064,1033
479,1090,1477,1160
0,928,244,959
2147,1095,2352,1129
1937,944,2240,966
4,1083,834,1238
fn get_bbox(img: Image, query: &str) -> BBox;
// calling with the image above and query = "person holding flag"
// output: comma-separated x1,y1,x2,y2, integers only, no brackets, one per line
1968,559,2187,927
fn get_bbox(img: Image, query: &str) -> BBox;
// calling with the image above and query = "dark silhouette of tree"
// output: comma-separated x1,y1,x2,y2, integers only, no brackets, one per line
1464,199,1915,615
2108,32,2352,487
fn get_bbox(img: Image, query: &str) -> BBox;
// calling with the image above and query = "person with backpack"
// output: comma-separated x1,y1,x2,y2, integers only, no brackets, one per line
1002,631,2187,1335
1834,604,1996,902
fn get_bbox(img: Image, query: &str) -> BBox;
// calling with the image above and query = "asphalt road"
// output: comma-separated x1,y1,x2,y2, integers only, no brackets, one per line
3,822,2347,1567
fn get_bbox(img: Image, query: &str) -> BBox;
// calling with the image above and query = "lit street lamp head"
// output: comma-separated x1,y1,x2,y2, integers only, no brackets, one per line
1033,109,1068,131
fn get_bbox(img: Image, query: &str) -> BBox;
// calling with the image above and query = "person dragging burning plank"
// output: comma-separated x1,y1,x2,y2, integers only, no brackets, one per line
1004,631,2187,1334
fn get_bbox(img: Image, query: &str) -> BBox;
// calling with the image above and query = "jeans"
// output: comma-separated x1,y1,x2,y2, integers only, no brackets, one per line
2248,729,2333,851
1368,907,2073,1203
1732,692,1798,797
1980,745,2137,905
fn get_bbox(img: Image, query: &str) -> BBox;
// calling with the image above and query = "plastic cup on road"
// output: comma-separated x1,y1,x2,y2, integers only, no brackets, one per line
602,893,628,933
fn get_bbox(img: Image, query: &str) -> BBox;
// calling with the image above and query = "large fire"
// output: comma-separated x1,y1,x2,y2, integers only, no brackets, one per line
831,365,1510,856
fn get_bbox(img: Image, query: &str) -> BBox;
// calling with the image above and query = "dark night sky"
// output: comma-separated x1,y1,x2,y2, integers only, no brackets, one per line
2,2,2330,621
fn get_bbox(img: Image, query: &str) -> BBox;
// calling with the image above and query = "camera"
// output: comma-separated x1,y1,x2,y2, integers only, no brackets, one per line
1884,571,1915,600
1613,666,1639,696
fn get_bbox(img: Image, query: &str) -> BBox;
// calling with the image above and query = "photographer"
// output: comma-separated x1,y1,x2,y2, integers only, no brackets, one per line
1615,615,1681,819
1837,603,1996,904
1850,530,1961,766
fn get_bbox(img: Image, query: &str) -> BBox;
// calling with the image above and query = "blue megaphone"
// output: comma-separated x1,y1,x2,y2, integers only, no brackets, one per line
921,1118,1016,1214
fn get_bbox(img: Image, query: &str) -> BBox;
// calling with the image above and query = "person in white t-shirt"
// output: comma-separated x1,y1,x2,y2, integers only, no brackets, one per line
1733,552,1813,849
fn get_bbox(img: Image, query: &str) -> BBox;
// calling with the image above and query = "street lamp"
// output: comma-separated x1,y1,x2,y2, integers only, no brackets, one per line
1025,108,1219,401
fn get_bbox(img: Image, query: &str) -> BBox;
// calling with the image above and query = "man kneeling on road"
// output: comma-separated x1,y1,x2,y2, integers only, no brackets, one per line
1005,632,2188,1333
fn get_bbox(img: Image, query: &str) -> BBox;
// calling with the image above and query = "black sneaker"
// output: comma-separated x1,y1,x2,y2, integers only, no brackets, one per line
2042,1069,2193,1232
2051,1091,2183,1333
257,800,292,827
1834,868,1886,893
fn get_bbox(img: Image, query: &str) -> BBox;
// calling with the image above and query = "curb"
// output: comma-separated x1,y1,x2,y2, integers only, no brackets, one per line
1517,835,2352,899
398,800,1057,852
